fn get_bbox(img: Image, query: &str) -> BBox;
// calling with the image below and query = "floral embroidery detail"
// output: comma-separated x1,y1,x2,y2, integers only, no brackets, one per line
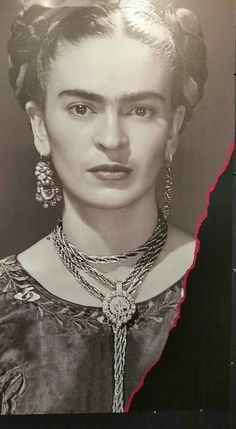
0,256,107,332
132,285,182,329
0,255,183,332
0,256,33,293
35,302,105,332
0,363,27,415
14,286,41,302
0,256,41,302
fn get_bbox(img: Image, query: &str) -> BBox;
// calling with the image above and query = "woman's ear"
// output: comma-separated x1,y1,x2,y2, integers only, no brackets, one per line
25,101,51,156
165,105,186,161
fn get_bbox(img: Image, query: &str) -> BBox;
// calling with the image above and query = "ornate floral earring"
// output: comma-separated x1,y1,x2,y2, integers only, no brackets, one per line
163,154,173,220
35,155,62,208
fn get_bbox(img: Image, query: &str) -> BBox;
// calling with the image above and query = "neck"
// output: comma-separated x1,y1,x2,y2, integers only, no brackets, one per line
62,190,159,256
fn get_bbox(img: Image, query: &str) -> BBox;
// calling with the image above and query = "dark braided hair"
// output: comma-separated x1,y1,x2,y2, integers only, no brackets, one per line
8,0,207,125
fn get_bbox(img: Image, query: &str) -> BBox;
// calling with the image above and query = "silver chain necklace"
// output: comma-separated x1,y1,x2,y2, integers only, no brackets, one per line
53,209,168,412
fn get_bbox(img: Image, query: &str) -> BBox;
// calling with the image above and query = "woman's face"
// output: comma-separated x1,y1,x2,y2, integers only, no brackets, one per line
28,34,184,210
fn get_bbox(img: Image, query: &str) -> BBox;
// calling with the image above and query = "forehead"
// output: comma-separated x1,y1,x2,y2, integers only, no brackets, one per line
46,34,172,101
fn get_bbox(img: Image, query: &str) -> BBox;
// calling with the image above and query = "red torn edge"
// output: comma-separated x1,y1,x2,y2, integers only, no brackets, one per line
124,139,235,413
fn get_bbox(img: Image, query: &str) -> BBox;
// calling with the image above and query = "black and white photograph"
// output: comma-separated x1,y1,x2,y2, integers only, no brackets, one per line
0,0,234,422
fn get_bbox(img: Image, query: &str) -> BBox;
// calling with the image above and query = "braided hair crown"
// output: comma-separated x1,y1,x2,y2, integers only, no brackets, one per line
8,0,207,123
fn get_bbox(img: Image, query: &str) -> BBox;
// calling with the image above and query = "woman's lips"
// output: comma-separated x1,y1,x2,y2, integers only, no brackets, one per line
88,164,131,180
91,171,129,180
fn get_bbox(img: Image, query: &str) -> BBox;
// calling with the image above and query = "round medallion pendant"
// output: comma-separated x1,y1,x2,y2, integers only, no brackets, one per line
103,289,136,326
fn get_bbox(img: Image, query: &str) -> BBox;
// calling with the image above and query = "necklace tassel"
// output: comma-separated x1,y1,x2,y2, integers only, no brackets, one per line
112,324,127,412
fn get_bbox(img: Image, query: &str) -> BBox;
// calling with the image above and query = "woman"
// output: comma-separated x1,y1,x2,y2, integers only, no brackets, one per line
0,0,207,414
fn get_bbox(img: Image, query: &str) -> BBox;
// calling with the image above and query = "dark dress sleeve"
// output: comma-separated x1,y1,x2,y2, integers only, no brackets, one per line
0,258,28,415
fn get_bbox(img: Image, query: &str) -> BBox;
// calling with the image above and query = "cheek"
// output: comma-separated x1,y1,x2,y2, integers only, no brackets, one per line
131,121,170,164
45,120,79,161
45,112,94,155
45,113,67,151
143,145,166,178
44,126,77,177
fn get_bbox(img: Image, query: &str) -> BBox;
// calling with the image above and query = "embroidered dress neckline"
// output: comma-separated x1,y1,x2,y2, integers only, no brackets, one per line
2,255,183,311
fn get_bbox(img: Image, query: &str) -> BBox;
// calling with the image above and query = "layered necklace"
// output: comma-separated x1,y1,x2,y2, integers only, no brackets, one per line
53,208,168,412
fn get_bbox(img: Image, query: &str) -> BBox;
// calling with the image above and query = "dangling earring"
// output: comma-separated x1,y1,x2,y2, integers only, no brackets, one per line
35,154,62,208
163,154,173,220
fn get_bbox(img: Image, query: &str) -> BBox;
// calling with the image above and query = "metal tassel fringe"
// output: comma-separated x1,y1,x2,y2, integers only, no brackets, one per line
112,324,127,413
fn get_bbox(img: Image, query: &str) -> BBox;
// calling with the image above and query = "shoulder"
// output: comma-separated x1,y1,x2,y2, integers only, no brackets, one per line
0,254,40,306
17,234,60,277
164,224,196,261
163,223,196,269
0,257,34,397
0,255,28,333
149,224,196,288
136,225,196,301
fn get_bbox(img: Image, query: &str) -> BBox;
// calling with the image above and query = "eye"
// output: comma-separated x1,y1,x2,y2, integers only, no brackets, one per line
68,104,93,116
129,106,156,118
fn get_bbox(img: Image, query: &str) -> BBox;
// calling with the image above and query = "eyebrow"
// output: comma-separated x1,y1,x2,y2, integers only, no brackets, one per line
57,89,166,104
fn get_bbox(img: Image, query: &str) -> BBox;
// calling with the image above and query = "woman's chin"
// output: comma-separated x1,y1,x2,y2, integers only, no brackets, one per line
67,192,142,211
65,184,156,211
82,198,138,211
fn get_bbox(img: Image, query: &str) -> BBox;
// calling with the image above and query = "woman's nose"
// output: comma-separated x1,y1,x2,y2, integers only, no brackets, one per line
93,113,129,151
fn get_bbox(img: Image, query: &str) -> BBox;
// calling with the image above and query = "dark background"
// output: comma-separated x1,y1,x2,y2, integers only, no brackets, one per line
0,0,234,258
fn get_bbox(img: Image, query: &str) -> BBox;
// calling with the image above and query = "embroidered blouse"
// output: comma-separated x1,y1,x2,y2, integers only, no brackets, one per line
0,255,183,415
